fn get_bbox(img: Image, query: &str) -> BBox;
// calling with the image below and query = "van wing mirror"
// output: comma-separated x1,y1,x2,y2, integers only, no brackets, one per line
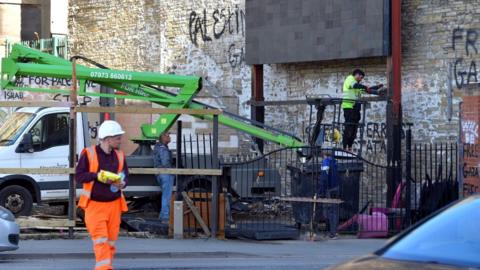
16,133,34,153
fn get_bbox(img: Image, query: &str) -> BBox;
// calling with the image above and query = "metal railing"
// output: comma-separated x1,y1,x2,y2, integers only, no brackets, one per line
405,129,459,224
5,36,68,58
218,146,404,239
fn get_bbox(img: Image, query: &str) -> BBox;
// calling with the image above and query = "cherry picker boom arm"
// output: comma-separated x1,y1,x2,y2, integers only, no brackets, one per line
1,44,305,147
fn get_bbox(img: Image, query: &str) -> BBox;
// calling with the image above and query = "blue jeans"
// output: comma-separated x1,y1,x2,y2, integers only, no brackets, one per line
156,174,174,220
323,204,339,236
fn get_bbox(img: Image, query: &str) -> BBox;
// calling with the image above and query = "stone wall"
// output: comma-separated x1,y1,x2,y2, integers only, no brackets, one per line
401,0,476,142
67,0,480,156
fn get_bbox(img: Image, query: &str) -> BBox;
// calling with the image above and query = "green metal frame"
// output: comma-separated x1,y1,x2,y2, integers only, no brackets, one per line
1,44,305,147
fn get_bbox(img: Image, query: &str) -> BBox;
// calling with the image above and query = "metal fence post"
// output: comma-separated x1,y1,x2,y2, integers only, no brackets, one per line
458,102,464,199
405,128,412,227
52,37,58,57
176,121,182,200
358,102,367,156
68,59,78,238
211,115,219,237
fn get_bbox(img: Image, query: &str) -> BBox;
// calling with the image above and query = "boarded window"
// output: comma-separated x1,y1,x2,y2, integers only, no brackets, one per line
246,0,390,64
21,4,42,41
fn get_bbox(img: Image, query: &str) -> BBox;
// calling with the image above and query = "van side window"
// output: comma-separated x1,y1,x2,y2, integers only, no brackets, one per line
29,113,69,151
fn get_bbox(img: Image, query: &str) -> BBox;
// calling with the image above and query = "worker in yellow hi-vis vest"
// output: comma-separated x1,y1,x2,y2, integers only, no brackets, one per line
76,120,129,270
342,69,384,152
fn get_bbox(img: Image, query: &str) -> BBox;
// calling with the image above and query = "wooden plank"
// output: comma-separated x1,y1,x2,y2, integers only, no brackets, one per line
75,106,222,115
0,168,74,174
30,214,69,219
181,191,211,237
0,101,72,107
0,168,221,176
16,217,76,228
21,226,86,231
280,197,343,204
129,168,222,176
69,59,79,237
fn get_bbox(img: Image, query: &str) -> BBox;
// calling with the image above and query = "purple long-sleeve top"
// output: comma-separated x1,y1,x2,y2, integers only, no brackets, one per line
75,145,129,202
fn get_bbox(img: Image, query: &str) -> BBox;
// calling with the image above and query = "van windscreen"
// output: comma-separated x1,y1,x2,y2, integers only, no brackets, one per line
0,112,35,146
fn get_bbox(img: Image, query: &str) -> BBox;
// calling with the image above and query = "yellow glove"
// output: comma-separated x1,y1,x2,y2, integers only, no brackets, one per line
97,170,121,184
333,129,342,143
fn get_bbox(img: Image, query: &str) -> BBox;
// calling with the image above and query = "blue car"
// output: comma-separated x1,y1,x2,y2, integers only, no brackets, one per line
329,195,480,270
0,206,19,251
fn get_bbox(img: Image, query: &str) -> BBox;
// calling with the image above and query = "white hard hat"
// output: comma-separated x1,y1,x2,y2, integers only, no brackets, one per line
98,120,125,139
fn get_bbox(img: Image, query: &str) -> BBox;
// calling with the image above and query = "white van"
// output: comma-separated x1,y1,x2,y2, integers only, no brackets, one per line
0,107,159,216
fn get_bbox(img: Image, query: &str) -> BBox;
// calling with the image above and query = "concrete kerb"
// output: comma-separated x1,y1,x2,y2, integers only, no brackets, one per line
0,251,260,260
20,231,161,240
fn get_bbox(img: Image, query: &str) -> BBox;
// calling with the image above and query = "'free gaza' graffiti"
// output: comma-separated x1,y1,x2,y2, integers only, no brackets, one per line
452,28,479,89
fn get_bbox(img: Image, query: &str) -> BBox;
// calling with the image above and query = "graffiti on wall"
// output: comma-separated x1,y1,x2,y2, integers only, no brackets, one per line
14,76,98,88
0,76,100,129
355,122,414,154
188,5,245,45
452,28,479,89
52,93,93,106
461,95,480,196
228,43,245,68
463,144,479,177
462,120,479,144
88,121,100,139
3,90,24,100
463,143,480,195
188,5,245,68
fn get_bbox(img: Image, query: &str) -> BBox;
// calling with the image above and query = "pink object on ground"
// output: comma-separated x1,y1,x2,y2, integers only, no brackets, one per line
357,212,388,238
338,181,405,238
337,212,388,238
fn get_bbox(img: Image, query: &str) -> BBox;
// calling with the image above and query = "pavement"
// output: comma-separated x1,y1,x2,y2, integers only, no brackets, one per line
0,237,386,269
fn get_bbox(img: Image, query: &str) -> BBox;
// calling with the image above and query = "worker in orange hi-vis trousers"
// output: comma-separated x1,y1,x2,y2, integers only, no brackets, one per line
76,120,129,270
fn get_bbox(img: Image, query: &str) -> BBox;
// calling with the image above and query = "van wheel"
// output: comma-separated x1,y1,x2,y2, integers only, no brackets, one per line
0,185,33,217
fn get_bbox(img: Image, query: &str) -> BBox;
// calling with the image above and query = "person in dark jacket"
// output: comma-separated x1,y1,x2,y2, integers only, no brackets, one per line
319,152,339,239
153,132,174,223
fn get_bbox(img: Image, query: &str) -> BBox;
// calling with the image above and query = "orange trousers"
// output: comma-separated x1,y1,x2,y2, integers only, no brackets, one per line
85,198,122,270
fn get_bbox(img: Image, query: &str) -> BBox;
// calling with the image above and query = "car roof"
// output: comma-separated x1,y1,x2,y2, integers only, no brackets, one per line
15,107,69,114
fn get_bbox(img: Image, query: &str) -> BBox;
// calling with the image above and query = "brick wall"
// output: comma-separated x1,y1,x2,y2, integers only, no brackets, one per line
68,0,480,156
461,85,480,195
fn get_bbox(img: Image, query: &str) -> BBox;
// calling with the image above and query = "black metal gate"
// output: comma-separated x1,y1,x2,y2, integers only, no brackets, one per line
220,148,299,240
175,128,460,240
220,146,409,239
405,130,459,225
